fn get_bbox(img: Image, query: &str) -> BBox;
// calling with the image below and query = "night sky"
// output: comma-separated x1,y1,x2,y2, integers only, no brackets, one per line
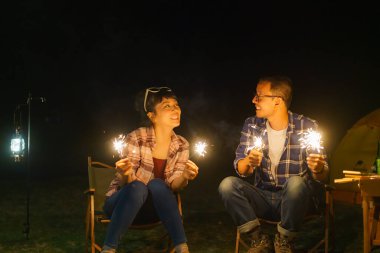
1,2,379,178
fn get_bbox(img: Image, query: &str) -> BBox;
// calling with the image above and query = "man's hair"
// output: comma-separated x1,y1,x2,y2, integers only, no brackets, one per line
259,76,293,108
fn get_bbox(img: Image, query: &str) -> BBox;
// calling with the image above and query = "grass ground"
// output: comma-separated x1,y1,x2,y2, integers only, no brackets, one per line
1,172,380,253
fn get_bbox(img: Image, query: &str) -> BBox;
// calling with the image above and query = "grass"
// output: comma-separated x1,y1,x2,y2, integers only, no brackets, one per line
1,171,380,253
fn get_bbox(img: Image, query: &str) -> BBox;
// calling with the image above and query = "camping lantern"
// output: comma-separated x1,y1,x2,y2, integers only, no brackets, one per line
10,128,25,162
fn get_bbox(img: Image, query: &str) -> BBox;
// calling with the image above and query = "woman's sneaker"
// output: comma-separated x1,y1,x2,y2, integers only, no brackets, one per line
101,245,116,253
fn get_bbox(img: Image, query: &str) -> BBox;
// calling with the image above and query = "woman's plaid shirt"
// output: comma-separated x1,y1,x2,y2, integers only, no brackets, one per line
106,126,189,197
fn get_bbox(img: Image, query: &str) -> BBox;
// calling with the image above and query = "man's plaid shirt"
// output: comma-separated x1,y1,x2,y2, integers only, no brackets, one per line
234,111,328,191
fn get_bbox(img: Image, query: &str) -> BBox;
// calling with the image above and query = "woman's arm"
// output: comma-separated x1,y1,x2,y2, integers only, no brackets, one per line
171,160,198,192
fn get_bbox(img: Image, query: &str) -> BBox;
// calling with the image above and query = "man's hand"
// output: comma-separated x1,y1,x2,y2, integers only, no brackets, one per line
247,149,263,168
307,153,325,174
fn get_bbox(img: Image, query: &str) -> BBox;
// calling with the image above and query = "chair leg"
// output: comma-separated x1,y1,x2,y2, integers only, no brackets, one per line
235,229,240,253
370,204,380,248
329,191,335,253
324,201,330,253
85,201,90,253
90,195,97,253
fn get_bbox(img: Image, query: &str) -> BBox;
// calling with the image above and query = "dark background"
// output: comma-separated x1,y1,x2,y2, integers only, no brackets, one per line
1,1,379,179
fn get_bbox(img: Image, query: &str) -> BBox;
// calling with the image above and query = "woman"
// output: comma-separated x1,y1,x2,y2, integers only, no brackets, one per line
101,87,199,253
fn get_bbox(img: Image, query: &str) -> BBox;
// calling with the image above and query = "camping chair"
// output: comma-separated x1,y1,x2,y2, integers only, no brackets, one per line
234,183,334,253
85,156,182,253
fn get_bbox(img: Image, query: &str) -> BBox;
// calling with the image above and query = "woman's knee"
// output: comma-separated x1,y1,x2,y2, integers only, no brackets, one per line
147,179,173,199
125,180,149,200
147,178,168,191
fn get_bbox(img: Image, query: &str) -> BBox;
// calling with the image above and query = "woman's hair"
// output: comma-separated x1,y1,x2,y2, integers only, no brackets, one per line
135,87,178,126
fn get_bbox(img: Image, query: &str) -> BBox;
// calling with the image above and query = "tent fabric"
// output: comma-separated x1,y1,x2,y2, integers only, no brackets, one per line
330,108,380,190
353,108,380,128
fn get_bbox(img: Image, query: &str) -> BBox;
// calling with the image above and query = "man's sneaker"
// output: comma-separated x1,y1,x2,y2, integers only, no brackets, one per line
274,233,295,253
247,234,274,253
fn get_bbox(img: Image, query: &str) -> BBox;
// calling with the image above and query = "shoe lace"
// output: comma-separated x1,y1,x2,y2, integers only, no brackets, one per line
276,238,294,253
251,236,269,248
279,239,291,248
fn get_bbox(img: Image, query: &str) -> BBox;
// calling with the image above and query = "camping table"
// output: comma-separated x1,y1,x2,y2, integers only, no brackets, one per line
335,176,380,253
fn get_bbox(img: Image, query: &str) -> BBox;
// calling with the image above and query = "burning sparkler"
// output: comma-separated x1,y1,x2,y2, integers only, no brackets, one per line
298,128,323,154
194,141,208,157
113,134,127,158
246,125,266,154
246,136,265,154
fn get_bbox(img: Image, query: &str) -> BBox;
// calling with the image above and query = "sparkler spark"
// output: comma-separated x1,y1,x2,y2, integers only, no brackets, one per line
113,134,127,158
298,128,323,154
194,141,207,157
247,136,265,153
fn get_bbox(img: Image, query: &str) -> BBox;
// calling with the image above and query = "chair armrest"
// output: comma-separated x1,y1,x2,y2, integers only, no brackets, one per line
84,188,95,195
323,184,335,192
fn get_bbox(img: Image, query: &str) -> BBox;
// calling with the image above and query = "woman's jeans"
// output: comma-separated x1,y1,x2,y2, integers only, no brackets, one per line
218,175,317,238
103,179,186,249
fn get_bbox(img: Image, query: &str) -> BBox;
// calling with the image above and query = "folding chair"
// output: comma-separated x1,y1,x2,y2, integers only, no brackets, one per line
234,184,335,253
85,156,182,253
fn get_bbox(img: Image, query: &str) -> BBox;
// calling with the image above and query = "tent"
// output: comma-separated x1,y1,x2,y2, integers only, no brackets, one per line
330,108,380,193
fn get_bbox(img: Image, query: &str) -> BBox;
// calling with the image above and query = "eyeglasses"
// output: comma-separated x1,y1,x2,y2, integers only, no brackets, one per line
253,93,283,102
144,87,172,112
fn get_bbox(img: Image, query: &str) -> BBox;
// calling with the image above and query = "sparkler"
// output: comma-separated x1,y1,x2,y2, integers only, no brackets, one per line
194,141,208,157
247,136,265,153
298,128,323,154
113,134,127,158
246,125,266,154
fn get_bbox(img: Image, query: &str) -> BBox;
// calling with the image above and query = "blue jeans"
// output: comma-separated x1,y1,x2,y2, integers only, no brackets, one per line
218,175,316,238
103,179,186,249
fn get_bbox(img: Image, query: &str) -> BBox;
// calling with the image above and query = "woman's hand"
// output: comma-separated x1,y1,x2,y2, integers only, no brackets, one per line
183,160,199,181
115,158,133,177
170,160,199,191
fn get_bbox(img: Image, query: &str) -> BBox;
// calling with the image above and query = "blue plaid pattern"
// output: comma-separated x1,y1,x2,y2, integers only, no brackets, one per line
234,111,328,190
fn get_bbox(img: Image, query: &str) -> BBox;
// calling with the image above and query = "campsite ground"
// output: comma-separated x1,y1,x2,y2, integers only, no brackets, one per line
1,169,380,252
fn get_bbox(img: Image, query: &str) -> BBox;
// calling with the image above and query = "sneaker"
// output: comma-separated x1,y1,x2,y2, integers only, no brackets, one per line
274,233,295,253
175,243,189,253
247,234,274,253
101,246,116,253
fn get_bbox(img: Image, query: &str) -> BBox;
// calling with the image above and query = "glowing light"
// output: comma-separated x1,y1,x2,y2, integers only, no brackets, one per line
246,125,266,154
194,141,207,157
11,136,25,153
298,128,323,154
247,136,265,153
113,134,127,158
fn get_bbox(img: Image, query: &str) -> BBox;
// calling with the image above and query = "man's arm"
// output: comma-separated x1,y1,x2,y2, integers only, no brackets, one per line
234,117,259,176
237,149,263,176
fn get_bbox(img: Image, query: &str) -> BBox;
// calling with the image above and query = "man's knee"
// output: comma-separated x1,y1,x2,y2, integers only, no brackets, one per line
284,176,308,198
218,176,239,197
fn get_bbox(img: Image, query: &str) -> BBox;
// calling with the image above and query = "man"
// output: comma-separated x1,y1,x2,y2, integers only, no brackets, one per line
218,76,328,253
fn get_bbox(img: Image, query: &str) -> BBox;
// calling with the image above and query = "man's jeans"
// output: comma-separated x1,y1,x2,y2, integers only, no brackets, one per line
103,179,186,249
219,175,316,238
